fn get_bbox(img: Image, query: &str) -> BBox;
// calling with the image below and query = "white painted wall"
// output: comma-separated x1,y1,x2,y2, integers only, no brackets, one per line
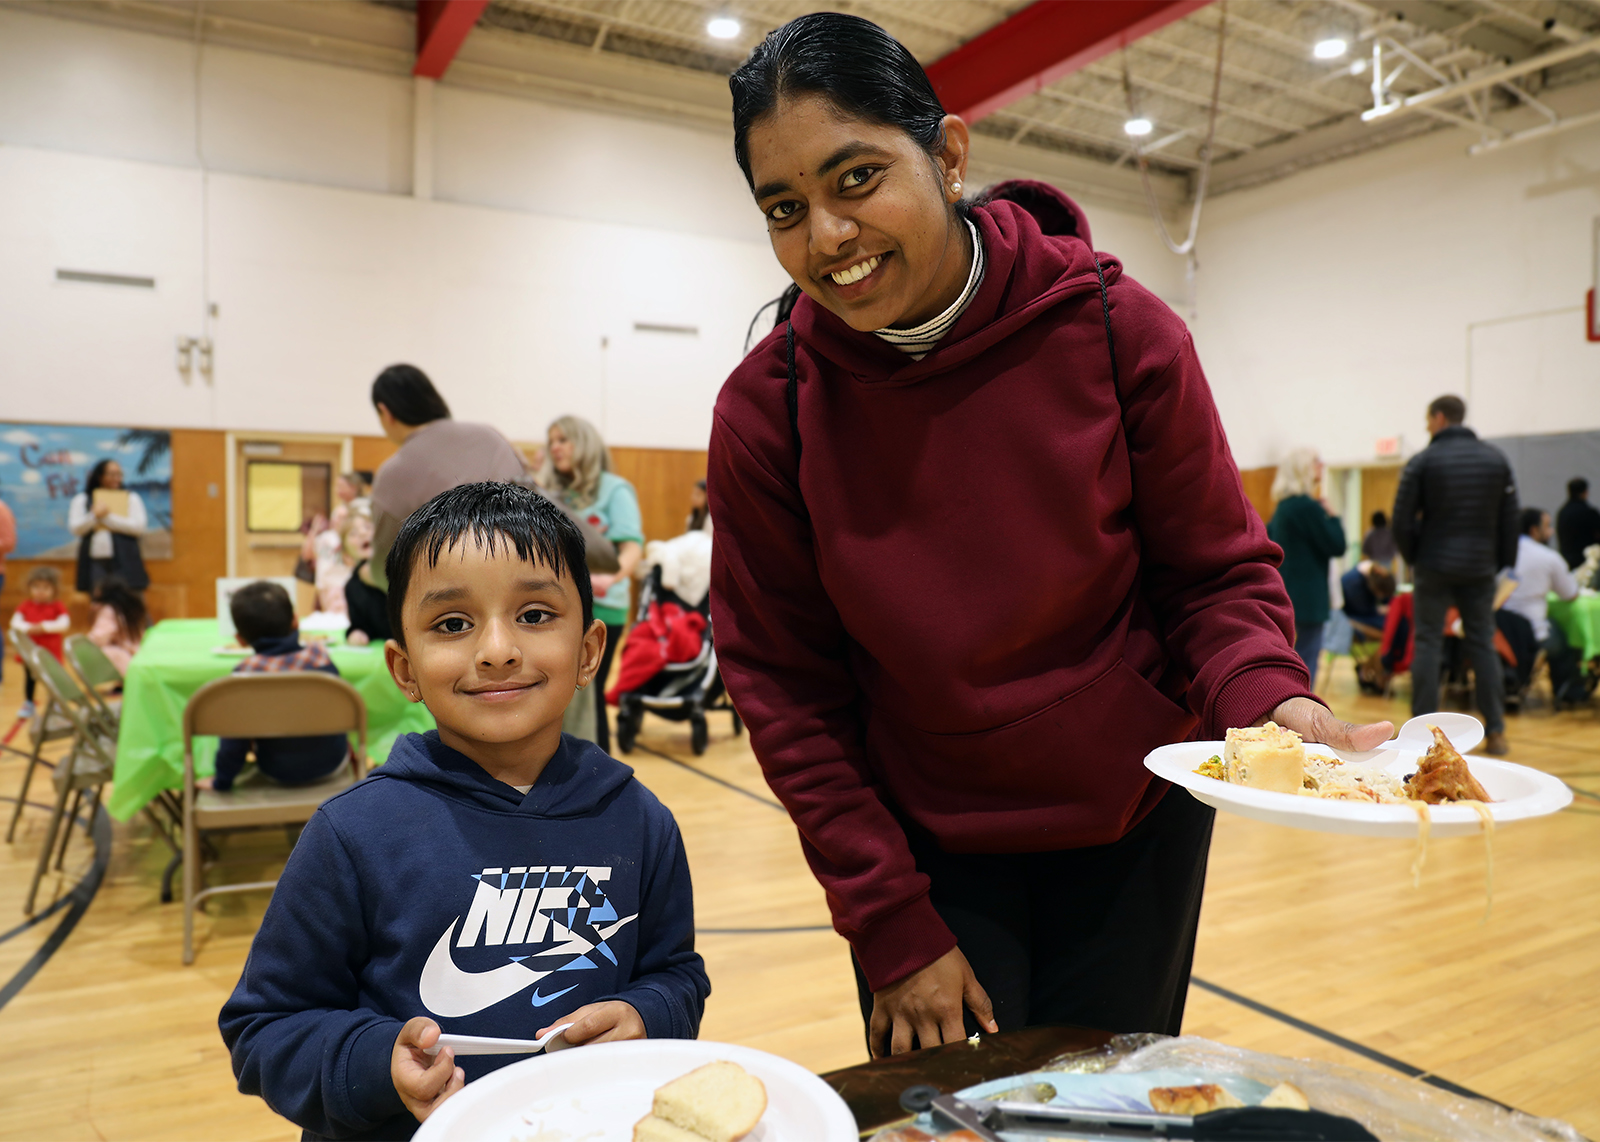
26,2,1592,470
1191,122,1600,470
0,145,787,448
0,4,1186,449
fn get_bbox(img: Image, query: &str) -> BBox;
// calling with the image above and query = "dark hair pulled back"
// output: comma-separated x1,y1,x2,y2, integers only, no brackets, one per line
371,364,452,427
731,13,969,342
730,12,949,187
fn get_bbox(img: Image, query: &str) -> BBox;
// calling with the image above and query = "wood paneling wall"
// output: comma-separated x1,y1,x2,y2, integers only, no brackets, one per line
161,429,228,617
350,434,397,477
1,429,227,627
0,434,804,640
610,447,708,543
1239,466,1277,524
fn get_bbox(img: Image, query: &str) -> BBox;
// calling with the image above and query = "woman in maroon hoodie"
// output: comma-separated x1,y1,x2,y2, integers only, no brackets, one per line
708,13,1392,1058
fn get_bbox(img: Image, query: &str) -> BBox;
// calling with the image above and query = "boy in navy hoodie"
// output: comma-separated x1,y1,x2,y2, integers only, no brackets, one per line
220,482,710,1141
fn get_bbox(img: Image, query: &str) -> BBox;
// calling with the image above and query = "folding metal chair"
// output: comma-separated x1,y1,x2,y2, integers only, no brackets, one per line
181,672,368,964
5,630,78,846
20,644,118,915
65,635,124,727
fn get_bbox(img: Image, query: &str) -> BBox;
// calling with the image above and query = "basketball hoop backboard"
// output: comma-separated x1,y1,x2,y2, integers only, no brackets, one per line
1591,217,1600,342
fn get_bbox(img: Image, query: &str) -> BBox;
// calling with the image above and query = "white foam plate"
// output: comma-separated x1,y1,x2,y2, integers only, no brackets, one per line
412,1039,857,1142
1145,741,1572,838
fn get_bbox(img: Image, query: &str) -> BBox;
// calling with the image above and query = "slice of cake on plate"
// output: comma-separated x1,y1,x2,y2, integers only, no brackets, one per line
1223,722,1305,794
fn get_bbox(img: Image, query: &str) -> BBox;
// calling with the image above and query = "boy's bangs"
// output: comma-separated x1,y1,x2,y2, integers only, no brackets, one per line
386,481,594,643
423,523,572,582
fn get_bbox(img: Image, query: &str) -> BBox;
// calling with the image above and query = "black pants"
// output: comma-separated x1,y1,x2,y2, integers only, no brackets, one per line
1412,568,1504,733
1545,623,1585,706
852,786,1215,1050
593,623,624,753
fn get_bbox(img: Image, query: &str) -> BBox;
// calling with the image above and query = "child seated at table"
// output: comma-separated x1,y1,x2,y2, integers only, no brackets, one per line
86,574,147,680
198,580,350,793
219,482,709,1140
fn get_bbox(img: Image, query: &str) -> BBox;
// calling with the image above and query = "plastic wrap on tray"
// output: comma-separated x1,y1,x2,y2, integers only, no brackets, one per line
1036,1032,1170,1074
865,1035,1583,1141
1105,1036,1582,1142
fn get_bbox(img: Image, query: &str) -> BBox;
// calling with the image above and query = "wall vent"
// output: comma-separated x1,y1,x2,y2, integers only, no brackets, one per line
56,269,156,289
633,322,698,336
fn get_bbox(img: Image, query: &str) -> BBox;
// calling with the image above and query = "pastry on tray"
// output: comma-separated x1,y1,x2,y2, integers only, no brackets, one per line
1147,1083,1245,1115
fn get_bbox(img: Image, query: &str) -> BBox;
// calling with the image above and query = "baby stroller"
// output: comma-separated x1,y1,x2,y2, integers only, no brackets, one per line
611,564,741,756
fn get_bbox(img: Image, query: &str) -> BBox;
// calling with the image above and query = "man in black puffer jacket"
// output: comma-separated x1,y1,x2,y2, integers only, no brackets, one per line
1392,395,1519,754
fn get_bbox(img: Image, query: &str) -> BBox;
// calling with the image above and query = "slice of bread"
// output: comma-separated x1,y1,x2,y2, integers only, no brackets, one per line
1224,722,1305,794
634,1114,713,1142
651,1061,768,1142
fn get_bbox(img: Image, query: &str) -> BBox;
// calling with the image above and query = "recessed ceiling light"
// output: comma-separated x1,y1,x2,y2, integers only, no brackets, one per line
1123,117,1154,137
707,16,741,39
1314,37,1348,60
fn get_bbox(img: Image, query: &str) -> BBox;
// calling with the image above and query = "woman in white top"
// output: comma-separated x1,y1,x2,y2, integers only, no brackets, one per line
69,459,149,593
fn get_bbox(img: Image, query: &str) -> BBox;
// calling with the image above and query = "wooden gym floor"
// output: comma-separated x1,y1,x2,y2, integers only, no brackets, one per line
1,656,1596,1140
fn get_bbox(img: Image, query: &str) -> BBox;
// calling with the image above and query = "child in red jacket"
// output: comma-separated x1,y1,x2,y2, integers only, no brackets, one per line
10,566,70,719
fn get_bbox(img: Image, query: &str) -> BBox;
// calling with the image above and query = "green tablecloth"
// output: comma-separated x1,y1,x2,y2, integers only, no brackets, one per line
1549,593,1600,661
107,619,435,820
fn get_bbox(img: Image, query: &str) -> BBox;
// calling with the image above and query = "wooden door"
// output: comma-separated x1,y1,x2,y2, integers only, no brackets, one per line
1360,464,1404,531
232,436,348,596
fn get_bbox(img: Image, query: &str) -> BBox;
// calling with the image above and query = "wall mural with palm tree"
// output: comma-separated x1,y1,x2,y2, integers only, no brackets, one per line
0,423,173,558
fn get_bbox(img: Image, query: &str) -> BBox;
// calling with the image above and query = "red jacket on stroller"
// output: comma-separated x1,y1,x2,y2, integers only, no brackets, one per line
606,602,707,706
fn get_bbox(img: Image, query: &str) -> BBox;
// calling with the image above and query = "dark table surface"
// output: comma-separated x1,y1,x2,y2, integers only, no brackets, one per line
821,1024,1115,1136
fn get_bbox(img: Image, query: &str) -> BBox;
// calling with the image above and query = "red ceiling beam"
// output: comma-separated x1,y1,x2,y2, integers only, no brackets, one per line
414,0,491,79
926,0,1214,123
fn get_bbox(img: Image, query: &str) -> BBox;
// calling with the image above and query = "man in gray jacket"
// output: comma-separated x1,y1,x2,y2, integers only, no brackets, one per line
1392,395,1519,754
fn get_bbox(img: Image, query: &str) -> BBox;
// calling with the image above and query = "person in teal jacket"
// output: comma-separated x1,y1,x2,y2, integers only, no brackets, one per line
1267,448,1348,678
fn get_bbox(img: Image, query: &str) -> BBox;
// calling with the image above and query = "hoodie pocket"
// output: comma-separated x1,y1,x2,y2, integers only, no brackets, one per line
865,660,1195,854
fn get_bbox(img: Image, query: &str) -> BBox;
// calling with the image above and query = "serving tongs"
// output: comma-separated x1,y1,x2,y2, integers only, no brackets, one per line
899,1086,1378,1141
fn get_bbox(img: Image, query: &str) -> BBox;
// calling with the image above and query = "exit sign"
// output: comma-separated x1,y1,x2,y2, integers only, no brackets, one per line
1375,436,1402,458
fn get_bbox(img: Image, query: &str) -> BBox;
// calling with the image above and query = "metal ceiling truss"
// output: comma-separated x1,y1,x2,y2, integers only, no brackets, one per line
13,0,1600,201
1361,28,1600,153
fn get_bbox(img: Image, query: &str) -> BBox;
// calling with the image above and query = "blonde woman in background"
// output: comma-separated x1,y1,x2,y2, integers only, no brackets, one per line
541,416,643,752
1267,448,1347,678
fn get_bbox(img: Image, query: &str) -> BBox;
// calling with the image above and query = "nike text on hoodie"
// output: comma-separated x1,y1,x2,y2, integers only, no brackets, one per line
219,731,710,1141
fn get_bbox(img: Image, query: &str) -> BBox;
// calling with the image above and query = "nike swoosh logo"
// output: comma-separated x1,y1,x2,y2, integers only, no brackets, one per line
419,919,553,1018
530,984,579,1008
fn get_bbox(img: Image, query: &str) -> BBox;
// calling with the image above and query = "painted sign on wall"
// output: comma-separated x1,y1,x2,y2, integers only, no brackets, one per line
0,423,173,559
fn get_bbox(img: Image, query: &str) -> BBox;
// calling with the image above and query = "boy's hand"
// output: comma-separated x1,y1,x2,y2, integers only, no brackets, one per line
540,1001,644,1046
392,1017,465,1123
195,776,215,791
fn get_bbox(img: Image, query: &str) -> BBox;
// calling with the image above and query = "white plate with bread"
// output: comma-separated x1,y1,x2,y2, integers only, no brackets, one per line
1145,735,1572,838
412,1039,857,1142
